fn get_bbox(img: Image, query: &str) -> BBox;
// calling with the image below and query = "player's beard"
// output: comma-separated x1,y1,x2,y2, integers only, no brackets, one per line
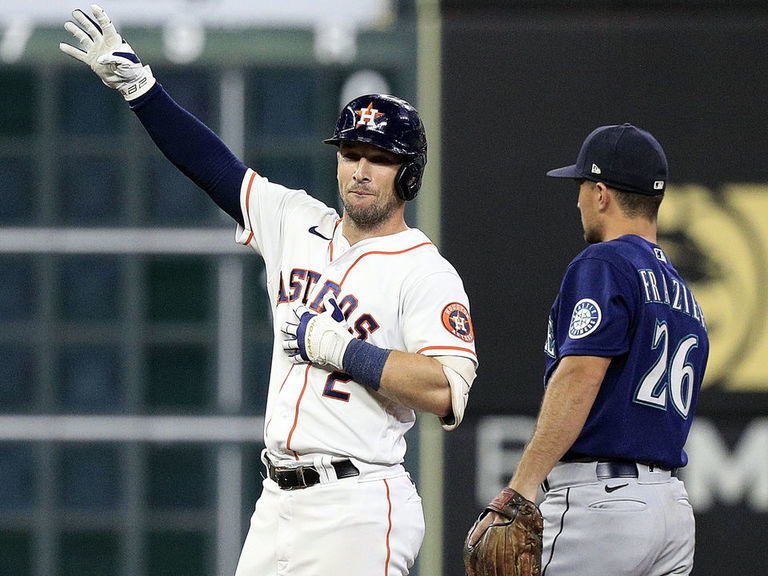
584,225,603,244
341,188,402,230
581,213,605,244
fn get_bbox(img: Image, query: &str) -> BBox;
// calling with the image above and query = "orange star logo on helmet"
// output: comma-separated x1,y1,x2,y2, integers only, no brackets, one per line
355,103,384,128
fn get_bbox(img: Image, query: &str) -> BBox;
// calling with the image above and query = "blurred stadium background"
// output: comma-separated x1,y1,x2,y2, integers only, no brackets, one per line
1,1,767,575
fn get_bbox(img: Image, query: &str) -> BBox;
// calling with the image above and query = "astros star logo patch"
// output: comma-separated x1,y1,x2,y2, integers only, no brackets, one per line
355,103,384,128
568,298,601,339
442,303,474,343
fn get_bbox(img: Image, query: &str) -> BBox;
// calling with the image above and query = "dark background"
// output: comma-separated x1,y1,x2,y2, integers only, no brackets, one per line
442,6,768,413
440,5,768,575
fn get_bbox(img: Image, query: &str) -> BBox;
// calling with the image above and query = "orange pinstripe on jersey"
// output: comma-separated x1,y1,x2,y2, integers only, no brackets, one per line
417,345,477,359
243,171,257,245
286,365,311,460
384,479,392,576
328,219,343,262
338,242,434,287
279,364,295,392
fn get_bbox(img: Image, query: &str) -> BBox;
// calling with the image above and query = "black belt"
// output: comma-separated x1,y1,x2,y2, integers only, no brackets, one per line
267,458,359,490
596,461,639,479
596,460,678,479
561,454,677,476
542,460,677,492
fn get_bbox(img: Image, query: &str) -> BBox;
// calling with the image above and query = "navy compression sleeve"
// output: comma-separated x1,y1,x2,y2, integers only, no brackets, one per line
129,83,247,227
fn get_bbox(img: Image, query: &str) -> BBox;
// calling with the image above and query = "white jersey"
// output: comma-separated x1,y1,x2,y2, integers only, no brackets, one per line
235,169,477,467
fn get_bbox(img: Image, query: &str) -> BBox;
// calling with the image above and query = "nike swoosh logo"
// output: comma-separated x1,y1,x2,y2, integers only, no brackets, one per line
604,483,629,493
308,226,332,241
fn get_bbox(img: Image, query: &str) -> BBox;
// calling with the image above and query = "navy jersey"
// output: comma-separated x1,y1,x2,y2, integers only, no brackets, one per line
544,234,709,469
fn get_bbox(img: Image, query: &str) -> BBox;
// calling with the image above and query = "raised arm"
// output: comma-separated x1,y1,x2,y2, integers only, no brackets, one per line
60,4,246,225
129,86,247,226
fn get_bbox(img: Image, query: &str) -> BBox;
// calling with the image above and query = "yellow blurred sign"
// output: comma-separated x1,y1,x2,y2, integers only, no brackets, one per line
660,184,768,391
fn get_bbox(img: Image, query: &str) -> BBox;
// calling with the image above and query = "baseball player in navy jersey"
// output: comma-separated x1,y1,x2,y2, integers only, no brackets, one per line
60,5,478,575
468,124,709,575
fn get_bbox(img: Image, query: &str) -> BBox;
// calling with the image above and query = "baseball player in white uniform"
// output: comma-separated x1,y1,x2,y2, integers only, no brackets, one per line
60,6,478,575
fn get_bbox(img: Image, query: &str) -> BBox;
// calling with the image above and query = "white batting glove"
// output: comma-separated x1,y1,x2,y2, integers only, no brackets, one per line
59,4,155,101
281,298,355,371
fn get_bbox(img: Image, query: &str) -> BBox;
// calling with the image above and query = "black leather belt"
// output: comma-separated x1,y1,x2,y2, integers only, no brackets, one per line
596,461,639,479
267,458,359,490
542,459,678,492
596,460,678,479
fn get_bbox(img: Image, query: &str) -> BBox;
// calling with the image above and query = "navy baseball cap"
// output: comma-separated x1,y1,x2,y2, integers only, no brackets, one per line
547,123,668,195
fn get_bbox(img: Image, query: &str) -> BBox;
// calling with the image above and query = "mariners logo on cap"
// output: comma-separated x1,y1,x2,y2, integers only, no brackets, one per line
568,298,602,339
442,302,474,342
355,103,384,128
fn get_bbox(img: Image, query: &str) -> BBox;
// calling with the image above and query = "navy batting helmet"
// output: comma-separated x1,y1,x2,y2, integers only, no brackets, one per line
324,94,427,201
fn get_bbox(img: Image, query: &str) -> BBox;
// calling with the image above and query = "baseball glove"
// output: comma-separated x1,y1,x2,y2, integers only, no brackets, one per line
463,488,543,576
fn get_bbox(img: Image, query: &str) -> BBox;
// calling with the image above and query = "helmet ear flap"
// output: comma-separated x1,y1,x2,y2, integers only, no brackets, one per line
395,153,426,201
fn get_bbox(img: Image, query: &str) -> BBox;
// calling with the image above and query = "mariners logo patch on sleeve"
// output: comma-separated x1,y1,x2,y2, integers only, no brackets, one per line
442,303,474,342
568,298,602,339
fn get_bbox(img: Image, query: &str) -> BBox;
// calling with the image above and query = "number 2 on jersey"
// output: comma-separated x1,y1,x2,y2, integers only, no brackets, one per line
634,320,699,419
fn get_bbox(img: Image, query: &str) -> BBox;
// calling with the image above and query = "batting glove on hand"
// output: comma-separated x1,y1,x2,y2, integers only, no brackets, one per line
59,4,155,101
281,298,355,371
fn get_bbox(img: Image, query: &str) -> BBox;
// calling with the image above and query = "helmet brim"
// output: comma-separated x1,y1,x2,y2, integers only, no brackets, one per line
323,135,415,158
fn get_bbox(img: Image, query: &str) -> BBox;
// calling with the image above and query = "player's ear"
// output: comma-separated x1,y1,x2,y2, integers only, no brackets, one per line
595,182,611,209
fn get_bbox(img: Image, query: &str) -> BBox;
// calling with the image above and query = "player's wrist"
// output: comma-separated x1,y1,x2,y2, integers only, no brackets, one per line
342,339,391,391
127,81,163,110
488,487,534,515
119,65,156,101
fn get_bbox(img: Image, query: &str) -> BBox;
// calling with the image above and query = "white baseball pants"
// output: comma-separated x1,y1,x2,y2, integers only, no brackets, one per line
235,468,425,576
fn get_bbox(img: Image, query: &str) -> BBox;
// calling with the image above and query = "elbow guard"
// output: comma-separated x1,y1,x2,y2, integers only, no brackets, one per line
436,356,476,431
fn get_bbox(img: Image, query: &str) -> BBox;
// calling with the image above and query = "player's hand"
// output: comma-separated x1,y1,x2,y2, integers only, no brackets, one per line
463,487,543,576
466,509,507,547
281,298,355,371
59,4,155,101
